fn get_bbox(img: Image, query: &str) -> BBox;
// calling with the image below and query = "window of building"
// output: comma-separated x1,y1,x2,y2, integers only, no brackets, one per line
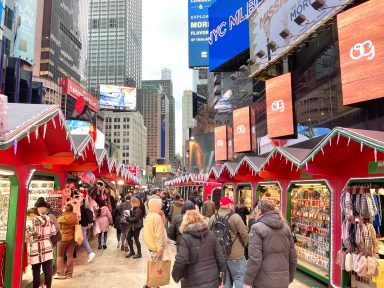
114,118,120,122
114,132,120,137
92,19,99,29
114,125,120,129
3,37,11,57
4,6,13,30
109,18,116,28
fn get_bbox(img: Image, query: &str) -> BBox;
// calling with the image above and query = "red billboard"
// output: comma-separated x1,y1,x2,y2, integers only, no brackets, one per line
214,125,228,162
60,78,98,112
266,73,294,138
233,107,252,153
338,0,384,105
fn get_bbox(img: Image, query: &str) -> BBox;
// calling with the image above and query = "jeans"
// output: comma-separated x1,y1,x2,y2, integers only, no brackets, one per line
57,241,75,277
32,259,52,288
120,225,130,247
81,226,92,254
127,228,142,254
116,228,121,241
225,256,246,288
98,232,108,246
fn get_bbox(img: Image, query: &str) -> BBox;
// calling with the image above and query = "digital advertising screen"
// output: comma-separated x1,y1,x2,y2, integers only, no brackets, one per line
214,90,233,115
189,132,215,174
188,0,217,68
99,84,136,111
214,125,228,161
208,0,261,71
266,73,294,138
233,106,252,153
249,0,354,77
338,0,384,105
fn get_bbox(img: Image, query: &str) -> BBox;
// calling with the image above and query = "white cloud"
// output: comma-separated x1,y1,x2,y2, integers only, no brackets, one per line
142,0,193,156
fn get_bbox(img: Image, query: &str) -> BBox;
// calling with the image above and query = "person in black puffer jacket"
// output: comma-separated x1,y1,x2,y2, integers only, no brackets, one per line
125,198,144,259
172,210,226,288
167,201,195,251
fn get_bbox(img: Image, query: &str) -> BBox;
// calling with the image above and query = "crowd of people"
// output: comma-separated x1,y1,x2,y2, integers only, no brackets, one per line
25,186,297,288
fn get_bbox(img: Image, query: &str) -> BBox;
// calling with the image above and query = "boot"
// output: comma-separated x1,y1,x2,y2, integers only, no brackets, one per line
125,251,135,258
133,252,142,259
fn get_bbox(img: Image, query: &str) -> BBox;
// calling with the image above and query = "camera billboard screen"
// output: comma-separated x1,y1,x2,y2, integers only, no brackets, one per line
99,84,136,111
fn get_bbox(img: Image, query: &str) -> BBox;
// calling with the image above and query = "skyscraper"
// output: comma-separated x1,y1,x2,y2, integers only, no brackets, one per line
161,68,171,80
141,79,175,167
182,90,194,166
87,0,142,101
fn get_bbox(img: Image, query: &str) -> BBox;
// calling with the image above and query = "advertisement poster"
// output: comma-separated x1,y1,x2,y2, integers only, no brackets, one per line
188,0,217,68
214,125,228,161
13,0,38,65
27,180,55,209
100,84,136,111
214,90,233,114
0,179,10,241
233,106,252,153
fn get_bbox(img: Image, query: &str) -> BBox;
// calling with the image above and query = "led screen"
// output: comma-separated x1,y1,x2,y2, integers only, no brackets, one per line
233,106,252,152
99,84,136,111
214,125,228,161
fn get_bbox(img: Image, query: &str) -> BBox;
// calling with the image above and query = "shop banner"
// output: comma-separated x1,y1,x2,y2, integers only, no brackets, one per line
13,0,37,65
188,0,217,68
249,0,354,77
266,72,294,138
60,78,98,112
338,0,384,105
233,106,252,153
214,125,228,161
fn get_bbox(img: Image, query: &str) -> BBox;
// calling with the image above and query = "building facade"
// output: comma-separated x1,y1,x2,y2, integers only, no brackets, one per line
182,90,194,166
142,79,175,167
87,0,142,100
103,111,147,168
161,68,171,80
141,82,163,166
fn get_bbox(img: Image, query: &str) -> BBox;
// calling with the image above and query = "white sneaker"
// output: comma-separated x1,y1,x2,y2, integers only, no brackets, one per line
117,241,121,248
88,252,96,263
53,274,67,279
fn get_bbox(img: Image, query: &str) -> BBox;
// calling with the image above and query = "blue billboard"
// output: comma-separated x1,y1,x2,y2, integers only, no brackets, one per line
208,0,260,71
188,0,217,68
13,0,37,65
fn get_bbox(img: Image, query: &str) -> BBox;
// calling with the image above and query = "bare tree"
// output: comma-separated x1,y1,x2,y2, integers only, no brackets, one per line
193,105,215,135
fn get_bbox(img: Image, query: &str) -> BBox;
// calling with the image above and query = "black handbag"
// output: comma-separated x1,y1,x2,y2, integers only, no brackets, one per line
50,230,62,246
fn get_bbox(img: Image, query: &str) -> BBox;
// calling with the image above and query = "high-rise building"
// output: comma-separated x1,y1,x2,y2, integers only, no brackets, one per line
39,0,90,85
161,68,171,80
182,90,194,166
87,0,142,101
141,80,175,167
103,111,147,168
141,82,163,166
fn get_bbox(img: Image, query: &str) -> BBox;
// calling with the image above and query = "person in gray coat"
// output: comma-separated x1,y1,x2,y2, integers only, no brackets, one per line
244,200,297,288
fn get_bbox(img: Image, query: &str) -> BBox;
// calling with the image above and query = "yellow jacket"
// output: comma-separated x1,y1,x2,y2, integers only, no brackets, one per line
144,199,166,252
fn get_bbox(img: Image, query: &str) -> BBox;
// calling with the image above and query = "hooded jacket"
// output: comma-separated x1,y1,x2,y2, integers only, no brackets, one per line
172,221,226,288
169,200,184,222
167,201,195,248
144,198,166,252
58,212,78,241
244,210,297,288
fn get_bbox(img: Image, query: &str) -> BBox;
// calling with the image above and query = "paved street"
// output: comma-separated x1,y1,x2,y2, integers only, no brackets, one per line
50,228,327,288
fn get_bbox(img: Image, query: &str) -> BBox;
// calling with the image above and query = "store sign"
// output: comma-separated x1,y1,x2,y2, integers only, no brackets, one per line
249,0,354,77
214,125,228,161
127,165,140,177
266,73,294,138
338,0,384,105
233,106,252,152
60,78,98,112
188,0,217,68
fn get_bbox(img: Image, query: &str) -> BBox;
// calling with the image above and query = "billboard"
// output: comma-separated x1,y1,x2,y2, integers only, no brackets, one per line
188,0,217,68
233,106,252,153
249,0,354,77
266,73,294,138
99,84,136,111
214,125,228,161
13,0,37,65
60,78,98,112
214,90,232,114
208,0,261,71
154,165,171,173
338,0,384,105
189,132,215,174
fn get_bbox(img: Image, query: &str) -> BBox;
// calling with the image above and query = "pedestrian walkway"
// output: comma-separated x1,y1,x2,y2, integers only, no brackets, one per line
52,228,327,288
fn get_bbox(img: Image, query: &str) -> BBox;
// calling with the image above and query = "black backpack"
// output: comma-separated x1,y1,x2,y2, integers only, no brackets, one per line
212,212,236,256
83,207,94,224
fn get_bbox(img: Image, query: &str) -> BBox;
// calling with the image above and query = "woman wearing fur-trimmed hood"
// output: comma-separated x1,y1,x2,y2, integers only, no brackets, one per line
172,210,226,288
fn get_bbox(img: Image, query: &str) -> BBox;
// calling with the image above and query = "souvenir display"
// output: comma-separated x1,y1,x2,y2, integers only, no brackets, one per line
0,178,10,241
259,184,281,210
337,185,382,286
291,184,330,278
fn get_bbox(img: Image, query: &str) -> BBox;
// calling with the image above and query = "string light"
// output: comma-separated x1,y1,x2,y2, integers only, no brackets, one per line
337,133,340,145
43,123,47,139
52,118,56,129
27,131,30,143
35,127,39,140
14,139,17,155
374,149,377,162
360,142,363,152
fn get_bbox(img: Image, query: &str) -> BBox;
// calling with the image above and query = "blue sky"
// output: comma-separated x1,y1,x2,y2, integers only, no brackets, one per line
142,0,193,155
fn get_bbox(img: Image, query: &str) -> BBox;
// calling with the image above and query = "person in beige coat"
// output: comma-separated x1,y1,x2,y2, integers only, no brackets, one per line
143,198,166,288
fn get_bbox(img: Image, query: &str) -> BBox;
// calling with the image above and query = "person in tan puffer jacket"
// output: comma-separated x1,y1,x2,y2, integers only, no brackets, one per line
54,204,78,279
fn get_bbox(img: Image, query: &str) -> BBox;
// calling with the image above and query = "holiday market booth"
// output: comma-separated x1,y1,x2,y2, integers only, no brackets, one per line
0,104,139,288
208,127,384,287
164,173,221,202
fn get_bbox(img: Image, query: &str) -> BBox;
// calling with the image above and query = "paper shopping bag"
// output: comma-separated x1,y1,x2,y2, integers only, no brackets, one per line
74,224,83,245
146,260,171,287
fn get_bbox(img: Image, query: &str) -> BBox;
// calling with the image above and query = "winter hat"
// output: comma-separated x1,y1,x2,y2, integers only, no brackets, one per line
345,253,353,272
366,256,379,277
354,254,367,275
34,197,49,208
181,200,195,214
220,197,234,206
